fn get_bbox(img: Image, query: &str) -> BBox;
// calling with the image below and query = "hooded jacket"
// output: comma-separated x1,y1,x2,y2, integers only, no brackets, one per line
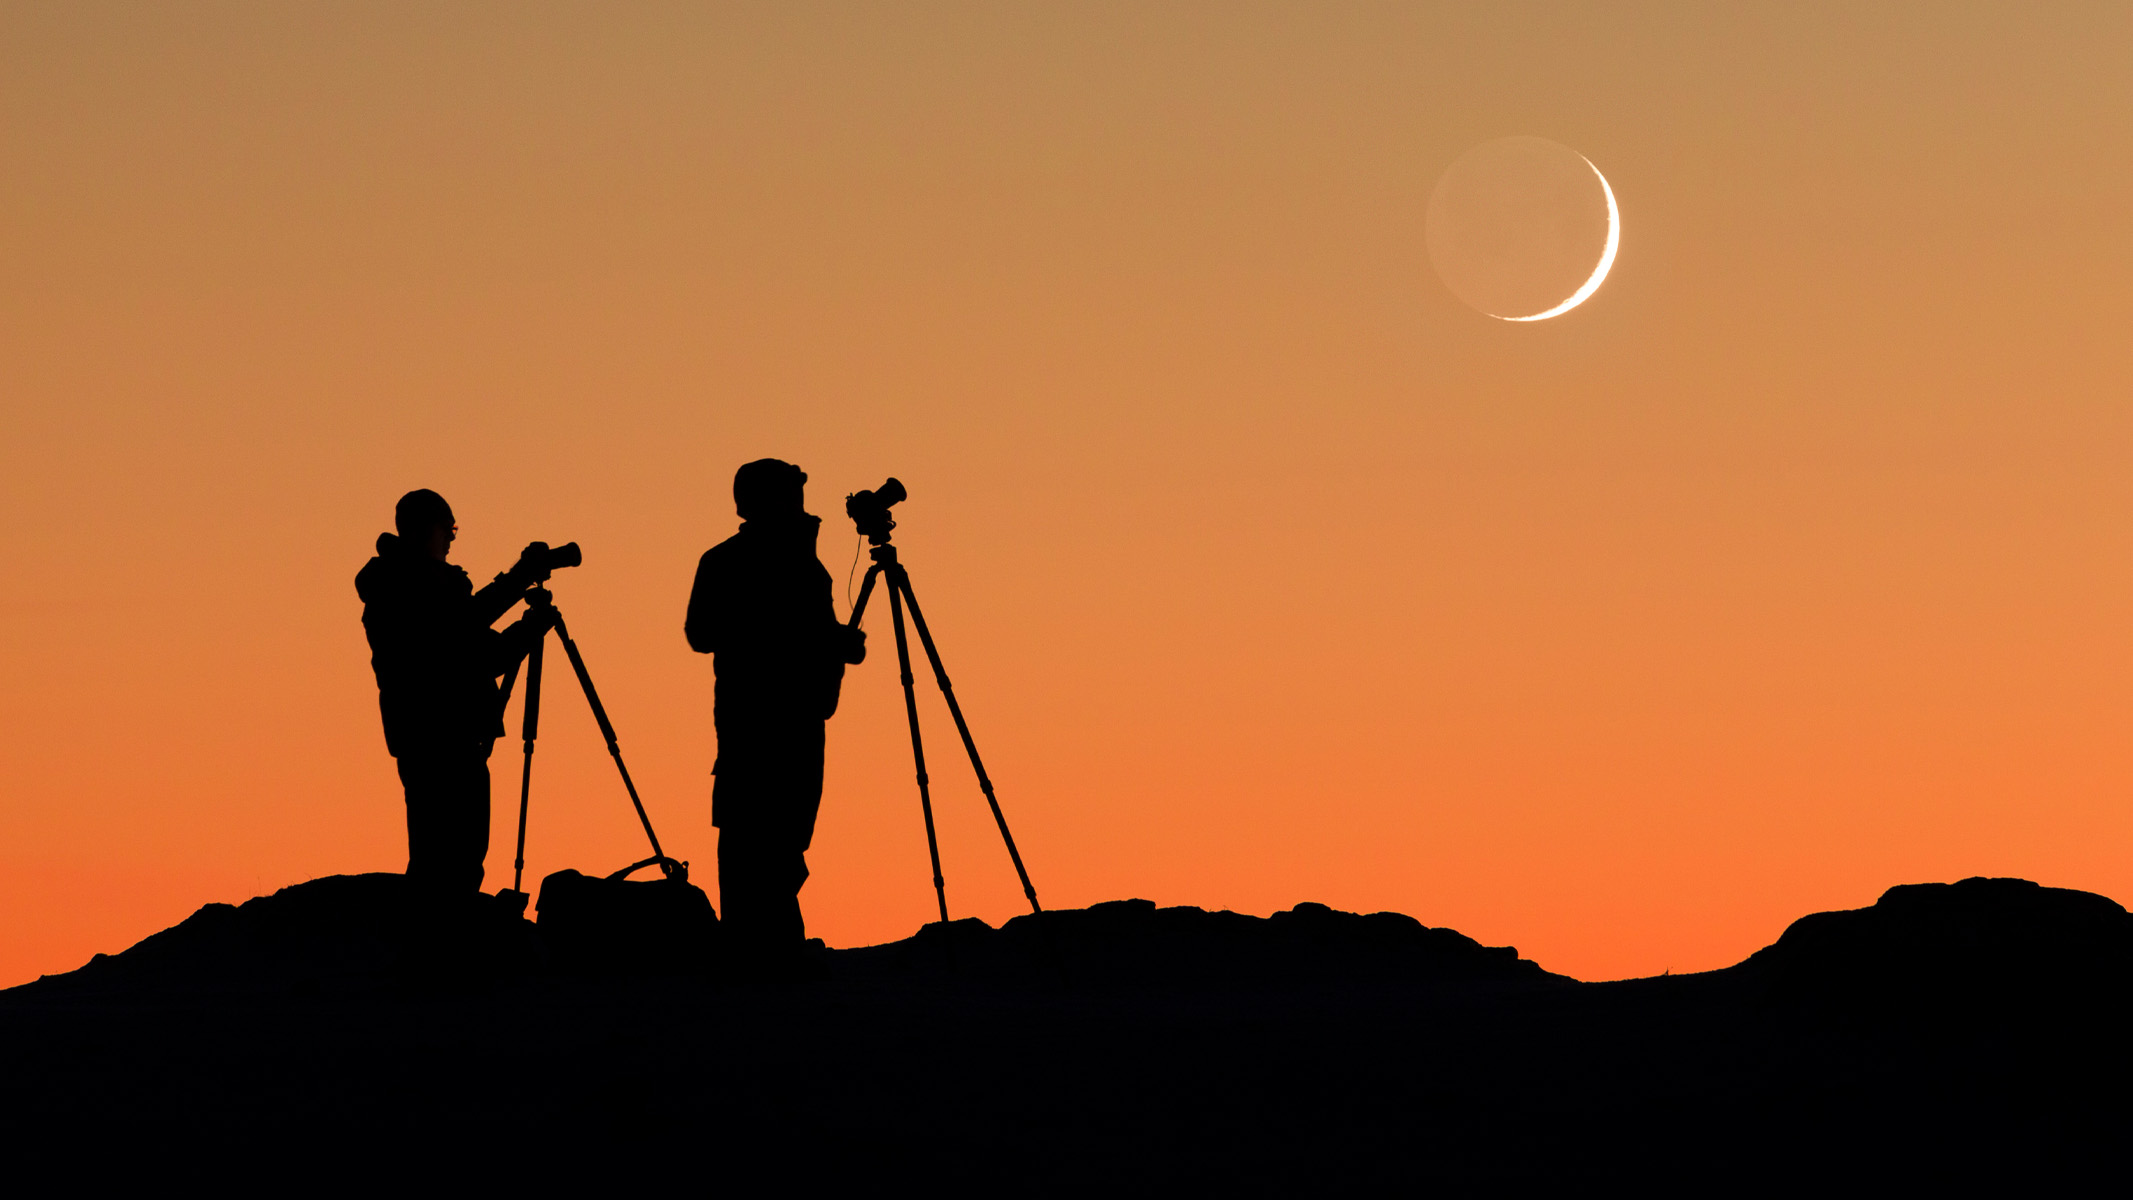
355,532,535,758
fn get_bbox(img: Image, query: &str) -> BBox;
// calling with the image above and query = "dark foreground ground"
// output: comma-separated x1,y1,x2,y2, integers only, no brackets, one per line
3,875,2129,1188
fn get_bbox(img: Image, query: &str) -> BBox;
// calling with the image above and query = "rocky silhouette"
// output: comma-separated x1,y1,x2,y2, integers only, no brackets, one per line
1740,875,2133,1000
14,881,1551,997
3,877,2126,1186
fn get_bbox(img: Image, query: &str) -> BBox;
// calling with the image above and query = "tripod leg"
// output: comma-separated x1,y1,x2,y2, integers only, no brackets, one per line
889,579,950,924
848,562,887,627
894,569,1042,914
549,610,669,870
498,658,522,713
512,632,545,895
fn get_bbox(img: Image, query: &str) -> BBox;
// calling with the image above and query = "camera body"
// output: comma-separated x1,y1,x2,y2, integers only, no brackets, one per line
519,540,582,582
845,478,907,545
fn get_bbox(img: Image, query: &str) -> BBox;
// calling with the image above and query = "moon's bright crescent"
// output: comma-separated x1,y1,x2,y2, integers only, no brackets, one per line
1499,155,1618,322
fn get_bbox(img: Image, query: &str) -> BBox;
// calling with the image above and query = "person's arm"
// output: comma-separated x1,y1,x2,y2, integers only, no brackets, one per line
488,606,552,675
685,549,722,654
816,569,866,665
472,544,551,627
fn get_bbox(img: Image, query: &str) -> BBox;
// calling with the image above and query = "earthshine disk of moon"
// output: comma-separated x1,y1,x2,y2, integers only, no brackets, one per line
1425,137,1618,321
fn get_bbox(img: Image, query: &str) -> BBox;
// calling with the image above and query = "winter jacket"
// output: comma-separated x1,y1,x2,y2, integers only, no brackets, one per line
355,532,536,758
685,514,865,727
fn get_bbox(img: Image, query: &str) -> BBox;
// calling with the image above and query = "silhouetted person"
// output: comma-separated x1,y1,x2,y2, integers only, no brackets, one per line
687,459,866,967
356,489,552,893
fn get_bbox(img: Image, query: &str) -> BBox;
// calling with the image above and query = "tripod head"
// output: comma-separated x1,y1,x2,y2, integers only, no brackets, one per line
522,584,559,634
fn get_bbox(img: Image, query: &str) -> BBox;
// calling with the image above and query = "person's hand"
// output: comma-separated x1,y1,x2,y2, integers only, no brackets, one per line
836,623,867,665
511,541,553,584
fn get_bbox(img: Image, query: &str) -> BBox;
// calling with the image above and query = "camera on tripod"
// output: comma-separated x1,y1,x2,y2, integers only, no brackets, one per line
844,479,907,545
497,540,687,897
519,540,583,581
842,474,1041,922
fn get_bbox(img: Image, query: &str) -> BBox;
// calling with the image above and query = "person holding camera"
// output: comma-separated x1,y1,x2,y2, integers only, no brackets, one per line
686,459,867,968
355,489,557,894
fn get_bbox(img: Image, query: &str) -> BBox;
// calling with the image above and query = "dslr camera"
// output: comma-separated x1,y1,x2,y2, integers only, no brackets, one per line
517,540,583,582
845,478,907,545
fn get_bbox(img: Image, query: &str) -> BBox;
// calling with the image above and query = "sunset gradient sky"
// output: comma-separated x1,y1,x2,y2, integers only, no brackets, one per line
7,3,2133,986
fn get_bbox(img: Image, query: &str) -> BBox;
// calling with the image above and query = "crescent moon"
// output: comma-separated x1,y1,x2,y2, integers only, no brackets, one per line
1500,155,1618,322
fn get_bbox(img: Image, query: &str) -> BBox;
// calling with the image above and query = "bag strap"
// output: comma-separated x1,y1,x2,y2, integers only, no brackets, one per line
607,855,689,883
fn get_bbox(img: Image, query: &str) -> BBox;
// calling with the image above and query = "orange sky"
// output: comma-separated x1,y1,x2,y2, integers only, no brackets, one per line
6,3,2133,986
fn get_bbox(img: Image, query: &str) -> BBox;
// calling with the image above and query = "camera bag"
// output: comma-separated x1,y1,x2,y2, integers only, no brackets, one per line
535,860,718,975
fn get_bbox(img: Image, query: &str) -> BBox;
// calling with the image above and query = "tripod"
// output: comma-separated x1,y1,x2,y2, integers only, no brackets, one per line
849,540,1040,925
497,586,681,903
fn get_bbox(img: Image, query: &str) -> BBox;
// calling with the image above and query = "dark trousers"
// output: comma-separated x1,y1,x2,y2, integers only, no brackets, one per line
717,825,810,953
397,747,492,893
711,716,824,957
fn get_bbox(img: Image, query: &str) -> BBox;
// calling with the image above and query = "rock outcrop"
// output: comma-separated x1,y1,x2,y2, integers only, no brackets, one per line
34,873,541,995
1732,876,2133,1018
21,879,1552,994
27,873,2133,1004
839,897,1559,985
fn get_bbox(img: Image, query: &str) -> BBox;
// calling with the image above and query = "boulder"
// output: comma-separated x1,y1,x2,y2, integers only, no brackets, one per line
1733,876,2133,1020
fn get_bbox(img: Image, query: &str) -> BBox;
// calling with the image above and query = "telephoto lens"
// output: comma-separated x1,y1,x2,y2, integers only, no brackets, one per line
542,542,582,572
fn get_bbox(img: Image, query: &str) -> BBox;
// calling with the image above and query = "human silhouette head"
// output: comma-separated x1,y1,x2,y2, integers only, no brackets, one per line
734,459,808,521
395,489,456,562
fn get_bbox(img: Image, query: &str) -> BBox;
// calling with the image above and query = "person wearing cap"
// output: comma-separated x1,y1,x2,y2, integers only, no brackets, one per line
686,459,867,968
355,489,554,893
